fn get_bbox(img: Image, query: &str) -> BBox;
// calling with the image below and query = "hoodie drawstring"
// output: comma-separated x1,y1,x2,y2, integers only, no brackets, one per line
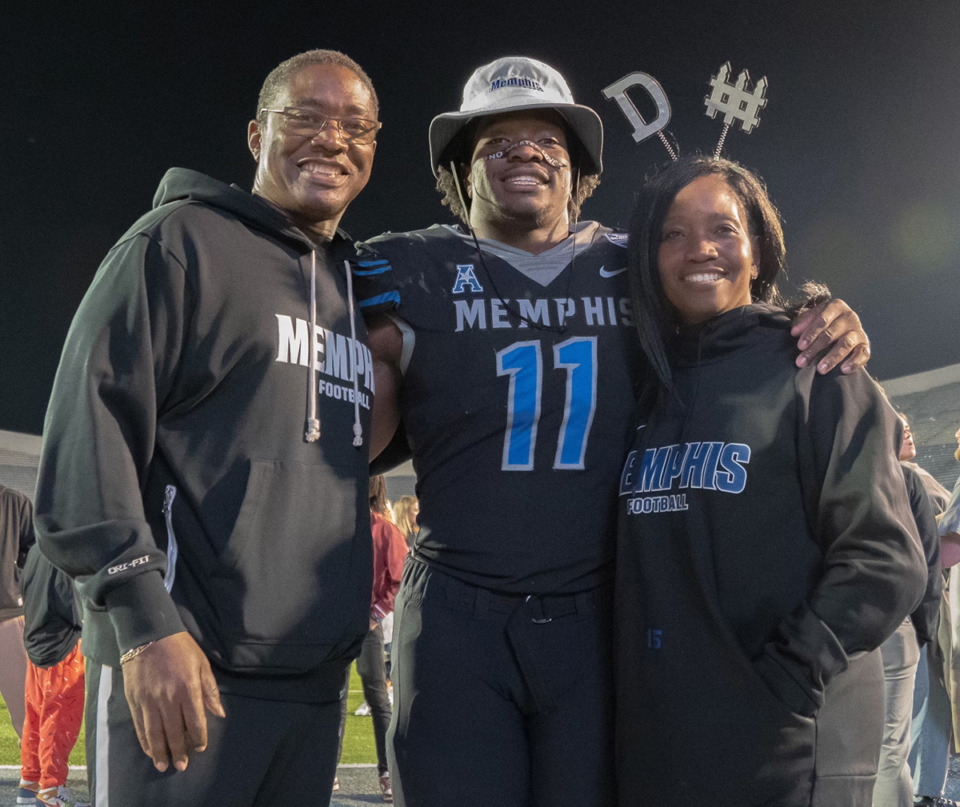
305,250,321,443
343,259,363,447
303,252,364,448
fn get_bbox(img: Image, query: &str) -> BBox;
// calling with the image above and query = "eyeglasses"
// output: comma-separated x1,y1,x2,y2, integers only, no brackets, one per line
260,106,381,145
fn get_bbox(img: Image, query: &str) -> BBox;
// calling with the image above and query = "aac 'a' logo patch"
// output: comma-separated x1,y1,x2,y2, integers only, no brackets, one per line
604,232,629,248
452,264,484,294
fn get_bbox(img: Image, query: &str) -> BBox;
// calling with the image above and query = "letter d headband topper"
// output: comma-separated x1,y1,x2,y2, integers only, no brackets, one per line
602,62,769,160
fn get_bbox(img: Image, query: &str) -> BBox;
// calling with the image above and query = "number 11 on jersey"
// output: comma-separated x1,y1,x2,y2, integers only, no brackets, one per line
496,336,598,471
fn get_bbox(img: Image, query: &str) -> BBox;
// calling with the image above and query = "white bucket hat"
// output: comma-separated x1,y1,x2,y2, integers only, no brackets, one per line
428,56,603,178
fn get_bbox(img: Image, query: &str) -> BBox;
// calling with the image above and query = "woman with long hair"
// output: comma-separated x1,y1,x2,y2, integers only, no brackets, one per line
392,495,420,549
615,156,926,806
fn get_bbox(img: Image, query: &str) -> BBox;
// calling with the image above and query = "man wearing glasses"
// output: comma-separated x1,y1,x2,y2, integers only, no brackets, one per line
34,49,393,806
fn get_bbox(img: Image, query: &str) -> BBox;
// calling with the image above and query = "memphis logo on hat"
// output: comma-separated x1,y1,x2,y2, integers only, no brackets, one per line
490,75,544,93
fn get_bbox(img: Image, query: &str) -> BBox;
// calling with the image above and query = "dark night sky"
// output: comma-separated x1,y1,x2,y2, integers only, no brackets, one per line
4,2,959,436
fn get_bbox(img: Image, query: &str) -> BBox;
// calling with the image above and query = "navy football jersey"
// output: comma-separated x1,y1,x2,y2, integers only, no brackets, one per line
361,222,645,594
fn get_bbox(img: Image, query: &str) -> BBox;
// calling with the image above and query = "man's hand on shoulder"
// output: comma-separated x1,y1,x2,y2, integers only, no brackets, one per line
791,298,871,375
121,630,225,773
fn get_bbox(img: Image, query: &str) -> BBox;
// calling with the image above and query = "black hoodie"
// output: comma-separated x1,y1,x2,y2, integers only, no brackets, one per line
35,169,392,700
615,304,926,806
21,545,82,668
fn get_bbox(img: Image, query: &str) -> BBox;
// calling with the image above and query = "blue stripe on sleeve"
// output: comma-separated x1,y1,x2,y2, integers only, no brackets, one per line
352,264,393,277
358,291,401,308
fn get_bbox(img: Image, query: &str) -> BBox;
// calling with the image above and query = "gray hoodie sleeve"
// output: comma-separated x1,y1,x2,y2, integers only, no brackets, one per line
753,368,927,716
34,231,189,655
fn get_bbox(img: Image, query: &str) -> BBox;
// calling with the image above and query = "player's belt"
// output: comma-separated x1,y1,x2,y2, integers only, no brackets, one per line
483,590,591,622
405,554,611,624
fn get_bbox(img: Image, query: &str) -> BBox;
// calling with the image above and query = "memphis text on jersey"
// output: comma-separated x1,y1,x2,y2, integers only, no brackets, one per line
620,441,752,514
275,314,375,408
454,295,633,332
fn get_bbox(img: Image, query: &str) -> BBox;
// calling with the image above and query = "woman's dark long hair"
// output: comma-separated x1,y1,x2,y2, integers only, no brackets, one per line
627,156,786,394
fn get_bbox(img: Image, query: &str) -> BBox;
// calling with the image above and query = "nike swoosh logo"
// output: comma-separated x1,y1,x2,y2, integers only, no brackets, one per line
599,265,628,278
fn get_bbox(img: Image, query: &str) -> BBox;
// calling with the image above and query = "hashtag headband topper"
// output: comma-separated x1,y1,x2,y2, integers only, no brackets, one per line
704,62,768,158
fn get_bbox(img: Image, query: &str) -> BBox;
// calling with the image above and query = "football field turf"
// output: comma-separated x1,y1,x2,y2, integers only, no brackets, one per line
0,664,377,766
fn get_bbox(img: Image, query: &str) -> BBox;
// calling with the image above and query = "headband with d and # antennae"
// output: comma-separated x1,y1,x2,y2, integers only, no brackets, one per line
602,62,769,160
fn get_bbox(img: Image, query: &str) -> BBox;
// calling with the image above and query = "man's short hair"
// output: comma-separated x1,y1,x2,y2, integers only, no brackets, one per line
256,49,379,121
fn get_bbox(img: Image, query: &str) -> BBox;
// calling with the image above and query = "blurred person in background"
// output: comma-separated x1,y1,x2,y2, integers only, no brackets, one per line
918,424,960,807
335,476,407,803
874,414,943,806
18,546,87,807
392,497,420,550
899,417,950,513
0,483,34,744
382,497,415,681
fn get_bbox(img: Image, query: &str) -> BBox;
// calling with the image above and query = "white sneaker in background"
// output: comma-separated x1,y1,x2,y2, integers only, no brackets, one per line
37,786,90,807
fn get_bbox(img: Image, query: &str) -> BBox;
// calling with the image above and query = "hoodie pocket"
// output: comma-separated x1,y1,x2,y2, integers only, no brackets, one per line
206,459,369,669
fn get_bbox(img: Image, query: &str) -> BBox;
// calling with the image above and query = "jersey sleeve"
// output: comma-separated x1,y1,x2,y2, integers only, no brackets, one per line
753,369,927,716
34,231,190,654
350,240,400,314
